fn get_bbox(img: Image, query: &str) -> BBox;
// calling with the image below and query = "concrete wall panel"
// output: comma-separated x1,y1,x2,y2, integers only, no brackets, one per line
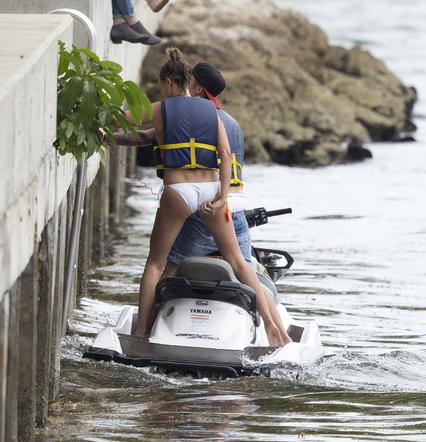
0,15,74,295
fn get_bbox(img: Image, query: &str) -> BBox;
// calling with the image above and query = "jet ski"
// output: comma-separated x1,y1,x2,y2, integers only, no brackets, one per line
83,208,324,377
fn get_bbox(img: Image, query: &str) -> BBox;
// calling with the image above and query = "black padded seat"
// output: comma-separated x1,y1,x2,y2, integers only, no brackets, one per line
177,257,237,282
157,257,259,325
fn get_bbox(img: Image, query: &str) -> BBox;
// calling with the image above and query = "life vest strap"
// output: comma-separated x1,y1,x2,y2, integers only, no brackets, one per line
159,140,217,152
218,153,244,187
157,138,218,172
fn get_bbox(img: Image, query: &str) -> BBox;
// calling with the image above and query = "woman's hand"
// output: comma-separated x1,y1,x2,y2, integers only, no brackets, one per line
200,197,227,216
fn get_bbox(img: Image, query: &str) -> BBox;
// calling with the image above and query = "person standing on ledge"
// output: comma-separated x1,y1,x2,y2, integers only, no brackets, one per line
110,0,169,45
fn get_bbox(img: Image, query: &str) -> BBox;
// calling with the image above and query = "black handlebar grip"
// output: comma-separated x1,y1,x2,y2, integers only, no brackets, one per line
265,208,292,217
246,207,292,228
245,208,267,228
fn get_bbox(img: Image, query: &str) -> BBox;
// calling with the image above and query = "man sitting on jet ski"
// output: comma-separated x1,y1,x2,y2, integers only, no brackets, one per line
158,62,292,346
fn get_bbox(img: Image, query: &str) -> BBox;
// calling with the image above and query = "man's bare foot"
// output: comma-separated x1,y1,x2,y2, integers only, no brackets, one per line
281,330,293,346
265,322,284,347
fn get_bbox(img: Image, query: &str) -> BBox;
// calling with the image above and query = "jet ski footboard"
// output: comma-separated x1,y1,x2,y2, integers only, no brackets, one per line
84,336,279,377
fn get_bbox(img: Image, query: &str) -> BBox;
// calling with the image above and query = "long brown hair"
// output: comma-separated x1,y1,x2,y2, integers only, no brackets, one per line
159,47,192,91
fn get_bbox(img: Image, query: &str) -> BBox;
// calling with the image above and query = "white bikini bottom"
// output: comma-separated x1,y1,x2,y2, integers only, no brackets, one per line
227,191,247,213
161,181,220,214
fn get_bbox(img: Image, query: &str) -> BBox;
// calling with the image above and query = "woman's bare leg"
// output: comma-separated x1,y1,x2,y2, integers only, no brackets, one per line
160,260,178,279
135,188,190,337
201,209,284,347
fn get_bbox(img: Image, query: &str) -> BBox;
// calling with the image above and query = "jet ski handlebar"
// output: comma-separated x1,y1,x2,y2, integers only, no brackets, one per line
245,207,292,228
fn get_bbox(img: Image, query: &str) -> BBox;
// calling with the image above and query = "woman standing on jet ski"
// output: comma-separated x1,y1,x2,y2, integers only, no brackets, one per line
133,48,285,346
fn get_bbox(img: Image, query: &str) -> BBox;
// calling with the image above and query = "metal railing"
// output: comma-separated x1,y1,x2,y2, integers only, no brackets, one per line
48,8,97,336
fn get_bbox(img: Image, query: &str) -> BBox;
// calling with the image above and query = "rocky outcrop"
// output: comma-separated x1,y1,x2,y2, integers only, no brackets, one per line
142,0,417,166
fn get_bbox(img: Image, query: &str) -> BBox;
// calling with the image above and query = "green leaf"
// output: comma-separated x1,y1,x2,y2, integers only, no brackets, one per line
59,76,83,115
59,51,83,75
86,131,98,158
73,144,83,162
58,52,70,76
76,128,86,145
80,80,97,128
58,40,65,53
79,47,101,64
98,107,109,127
62,69,78,80
93,77,124,106
123,81,152,118
123,81,143,105
100,60,122,73
71,44,84,64
58,134,66,152
139,90,153,120
114,111,131,132
98,145,107,166
58,118,68,132
65,120,74,139
123,86,143,125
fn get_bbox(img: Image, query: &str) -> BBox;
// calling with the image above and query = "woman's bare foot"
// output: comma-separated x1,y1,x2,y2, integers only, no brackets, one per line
134,323,146,338
265,321,284,347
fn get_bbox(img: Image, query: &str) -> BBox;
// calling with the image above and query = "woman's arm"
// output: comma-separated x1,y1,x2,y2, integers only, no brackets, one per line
216,117,232,202
201,117,231,214
113,128,157,146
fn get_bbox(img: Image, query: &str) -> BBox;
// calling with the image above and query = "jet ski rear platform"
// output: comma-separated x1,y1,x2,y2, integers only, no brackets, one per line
83,310,309,378
85,337,280,377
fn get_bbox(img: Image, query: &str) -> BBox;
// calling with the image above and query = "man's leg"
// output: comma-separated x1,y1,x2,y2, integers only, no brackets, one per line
263,288,292,344
232,211,292,344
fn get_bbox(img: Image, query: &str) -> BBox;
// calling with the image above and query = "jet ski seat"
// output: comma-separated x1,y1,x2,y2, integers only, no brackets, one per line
155,257,259,325
176,257,238,282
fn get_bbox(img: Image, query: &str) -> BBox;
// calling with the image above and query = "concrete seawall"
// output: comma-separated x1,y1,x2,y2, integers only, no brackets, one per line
0,2,162,440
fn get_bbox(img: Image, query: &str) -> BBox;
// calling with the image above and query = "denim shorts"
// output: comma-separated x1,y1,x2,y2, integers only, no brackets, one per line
168,211,252,265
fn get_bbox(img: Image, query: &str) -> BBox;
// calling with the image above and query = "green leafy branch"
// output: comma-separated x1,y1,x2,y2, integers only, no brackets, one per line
55,41,152,161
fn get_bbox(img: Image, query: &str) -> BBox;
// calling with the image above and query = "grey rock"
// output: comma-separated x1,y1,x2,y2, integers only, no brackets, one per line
142,0,417,166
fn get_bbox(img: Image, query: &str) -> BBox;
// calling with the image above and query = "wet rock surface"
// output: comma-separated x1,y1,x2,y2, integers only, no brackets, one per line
142,0,417,166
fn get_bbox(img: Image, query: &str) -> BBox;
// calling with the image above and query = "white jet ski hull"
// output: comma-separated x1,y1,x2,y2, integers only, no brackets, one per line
84,256,324,377
84,303,324,376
